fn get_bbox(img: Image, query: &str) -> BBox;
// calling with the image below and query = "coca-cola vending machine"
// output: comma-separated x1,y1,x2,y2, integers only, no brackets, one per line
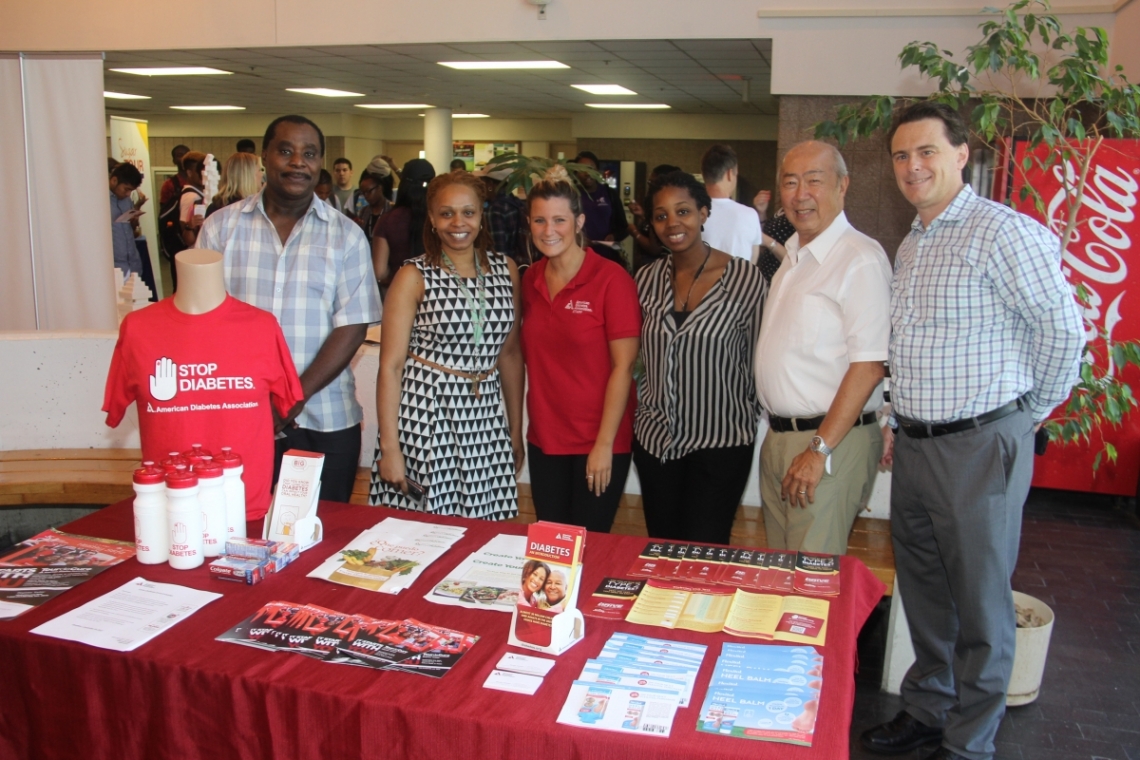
1000,139,1140,496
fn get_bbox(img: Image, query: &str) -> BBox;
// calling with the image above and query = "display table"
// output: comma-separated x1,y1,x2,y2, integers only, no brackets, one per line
0,500,885,760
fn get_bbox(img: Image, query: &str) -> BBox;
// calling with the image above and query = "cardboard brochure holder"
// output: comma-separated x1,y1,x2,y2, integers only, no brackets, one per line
263,450,324,551
508,522,587,656
509,604,585,656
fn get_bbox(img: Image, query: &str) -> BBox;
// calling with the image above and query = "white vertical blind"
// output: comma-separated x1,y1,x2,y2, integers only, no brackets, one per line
0,54,117,331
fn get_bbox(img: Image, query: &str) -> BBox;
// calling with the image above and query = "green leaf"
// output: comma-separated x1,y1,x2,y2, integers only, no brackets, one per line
1105,391,1123,422
1105,441,1118,462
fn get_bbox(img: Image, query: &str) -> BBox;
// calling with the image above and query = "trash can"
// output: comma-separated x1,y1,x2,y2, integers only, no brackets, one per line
1007,591,1055,706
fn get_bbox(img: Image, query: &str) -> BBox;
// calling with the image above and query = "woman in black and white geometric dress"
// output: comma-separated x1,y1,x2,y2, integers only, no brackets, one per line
370,170,524,520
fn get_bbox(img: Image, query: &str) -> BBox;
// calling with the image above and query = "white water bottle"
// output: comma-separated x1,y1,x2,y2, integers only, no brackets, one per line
166,469,204,569
132,461,168,564
196,459,227,558
217,447,247,540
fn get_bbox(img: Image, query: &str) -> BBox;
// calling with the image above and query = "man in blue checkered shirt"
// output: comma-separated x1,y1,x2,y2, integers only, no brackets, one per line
860,102,1083,760
197,115,382,503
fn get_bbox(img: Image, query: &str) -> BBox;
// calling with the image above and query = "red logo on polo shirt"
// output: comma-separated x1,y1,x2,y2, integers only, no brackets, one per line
564,300,593,315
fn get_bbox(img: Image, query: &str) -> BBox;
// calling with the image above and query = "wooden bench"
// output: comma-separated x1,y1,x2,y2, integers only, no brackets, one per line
2,450,895,593
0,449,140,506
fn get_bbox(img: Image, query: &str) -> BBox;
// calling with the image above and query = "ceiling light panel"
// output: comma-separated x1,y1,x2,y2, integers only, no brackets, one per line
438,60,569,70
110,67,232,76
585,103,671,109
571,84,638,96
286,87,364,97
170,105,246,111
355,103,431,109
104,91,151,99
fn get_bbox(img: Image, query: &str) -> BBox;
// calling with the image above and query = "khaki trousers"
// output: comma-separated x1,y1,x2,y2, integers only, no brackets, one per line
759,422,882,554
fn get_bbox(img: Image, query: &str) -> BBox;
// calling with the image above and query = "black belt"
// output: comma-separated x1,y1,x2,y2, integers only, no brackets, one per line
897,396,1026,439
768,411,877,433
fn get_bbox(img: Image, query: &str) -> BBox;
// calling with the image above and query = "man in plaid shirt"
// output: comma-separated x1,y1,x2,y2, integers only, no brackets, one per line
197,115,382,503
860,102,1082,760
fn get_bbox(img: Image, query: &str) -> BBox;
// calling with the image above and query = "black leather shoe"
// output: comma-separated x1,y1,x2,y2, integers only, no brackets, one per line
922,748,969,760
860,711,944,755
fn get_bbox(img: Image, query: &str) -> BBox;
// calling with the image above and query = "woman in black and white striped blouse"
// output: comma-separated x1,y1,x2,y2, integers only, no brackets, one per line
633,171,766,544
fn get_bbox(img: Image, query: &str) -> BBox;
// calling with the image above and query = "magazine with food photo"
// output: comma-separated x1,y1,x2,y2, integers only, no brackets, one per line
427,534,526,612
308,518,465,594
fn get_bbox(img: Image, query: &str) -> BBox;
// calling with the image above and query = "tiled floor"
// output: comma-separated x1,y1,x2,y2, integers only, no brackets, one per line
849,488,1140,760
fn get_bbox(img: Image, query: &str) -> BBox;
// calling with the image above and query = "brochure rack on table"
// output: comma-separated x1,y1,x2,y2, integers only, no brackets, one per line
508,521,587,656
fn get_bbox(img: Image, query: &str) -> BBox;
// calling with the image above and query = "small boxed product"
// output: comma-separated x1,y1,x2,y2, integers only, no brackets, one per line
209,556,269,585
267,543,299,573
225,537,280,562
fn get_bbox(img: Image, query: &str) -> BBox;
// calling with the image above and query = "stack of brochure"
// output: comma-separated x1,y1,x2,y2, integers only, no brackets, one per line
483,651,557,695
0,529,136,620
696,643,823,746
217,600,479,678
556,633,707,738
627,543,840,597
307,518,465,594
426,534,527,612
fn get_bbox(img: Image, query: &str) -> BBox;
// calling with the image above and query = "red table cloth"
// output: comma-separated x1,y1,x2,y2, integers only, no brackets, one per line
0,500,884,760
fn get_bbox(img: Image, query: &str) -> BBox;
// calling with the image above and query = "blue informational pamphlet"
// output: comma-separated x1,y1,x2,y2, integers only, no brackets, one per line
696,643,823,746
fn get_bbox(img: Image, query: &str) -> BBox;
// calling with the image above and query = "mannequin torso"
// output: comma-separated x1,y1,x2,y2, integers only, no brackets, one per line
173,250,227,314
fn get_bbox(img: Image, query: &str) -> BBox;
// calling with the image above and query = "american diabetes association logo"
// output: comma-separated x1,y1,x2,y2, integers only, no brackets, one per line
147,356,255,402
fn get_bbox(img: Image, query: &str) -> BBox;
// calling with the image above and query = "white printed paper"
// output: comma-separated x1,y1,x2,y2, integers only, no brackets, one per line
496,651,557,677
484,669,545,695
30,576,221,652
556,680,681,737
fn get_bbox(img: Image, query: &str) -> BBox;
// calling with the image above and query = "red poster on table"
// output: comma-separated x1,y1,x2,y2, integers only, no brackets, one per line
1009,139,1140,495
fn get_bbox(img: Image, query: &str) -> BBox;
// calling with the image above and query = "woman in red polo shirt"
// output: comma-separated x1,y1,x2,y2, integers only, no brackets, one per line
521,176,641,532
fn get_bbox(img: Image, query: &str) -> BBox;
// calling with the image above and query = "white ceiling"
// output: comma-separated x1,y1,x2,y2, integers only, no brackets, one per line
103,39,775,119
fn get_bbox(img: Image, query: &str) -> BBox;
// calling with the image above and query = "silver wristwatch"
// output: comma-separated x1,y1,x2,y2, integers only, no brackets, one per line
809,435,833,457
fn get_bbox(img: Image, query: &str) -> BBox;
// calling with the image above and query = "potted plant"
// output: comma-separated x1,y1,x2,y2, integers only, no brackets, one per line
814,0,1140,471
480,152,604,198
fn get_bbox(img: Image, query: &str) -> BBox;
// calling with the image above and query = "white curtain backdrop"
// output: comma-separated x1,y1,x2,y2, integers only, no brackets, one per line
0,56,37,330
0,53,116,331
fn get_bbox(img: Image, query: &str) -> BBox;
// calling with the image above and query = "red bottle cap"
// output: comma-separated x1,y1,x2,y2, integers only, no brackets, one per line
182,444,213,459
161,453,190,468
133,464,166,486
216,448,243,469
196,460,224,479
165,470,199,489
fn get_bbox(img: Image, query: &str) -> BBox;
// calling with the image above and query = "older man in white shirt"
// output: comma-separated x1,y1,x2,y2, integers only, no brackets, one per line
755,141,892,554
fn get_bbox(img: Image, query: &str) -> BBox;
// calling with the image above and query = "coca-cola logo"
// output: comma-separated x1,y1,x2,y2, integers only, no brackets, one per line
1047,159,1139,357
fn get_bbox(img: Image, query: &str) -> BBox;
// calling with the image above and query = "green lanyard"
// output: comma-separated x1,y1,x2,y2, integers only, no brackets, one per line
441,252,488,348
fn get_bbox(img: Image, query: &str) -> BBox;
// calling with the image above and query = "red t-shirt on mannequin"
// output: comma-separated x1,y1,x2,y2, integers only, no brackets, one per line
103,296,303,519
